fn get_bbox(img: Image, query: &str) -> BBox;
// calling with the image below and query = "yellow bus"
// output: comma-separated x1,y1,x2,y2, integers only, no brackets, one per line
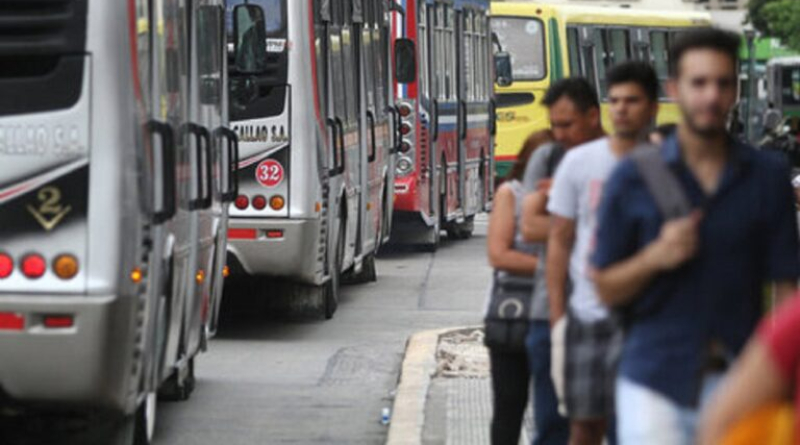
490,3,711,178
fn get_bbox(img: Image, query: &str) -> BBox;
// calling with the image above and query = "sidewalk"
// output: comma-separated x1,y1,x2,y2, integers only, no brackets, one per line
388,327,533,445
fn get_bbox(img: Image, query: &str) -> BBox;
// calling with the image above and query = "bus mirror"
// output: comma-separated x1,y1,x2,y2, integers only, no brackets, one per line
395,38,416,84
233,4,268,74
495,52,513,87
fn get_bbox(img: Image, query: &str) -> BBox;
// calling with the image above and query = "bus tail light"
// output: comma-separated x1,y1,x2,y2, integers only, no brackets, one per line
400,122,412,136
398,102,413,117
396,157,414,175
0,313,24,331
234,195,249,210
266,230,284,239
0,253,12,279
21,254,46,279
400,140,412,153
270,195,285,210
228,228,257,239
43,315,74,329
252,195,267,210
53,255,79,280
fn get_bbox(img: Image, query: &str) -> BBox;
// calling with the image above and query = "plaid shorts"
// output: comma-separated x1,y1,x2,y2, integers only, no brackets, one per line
564,312,619,419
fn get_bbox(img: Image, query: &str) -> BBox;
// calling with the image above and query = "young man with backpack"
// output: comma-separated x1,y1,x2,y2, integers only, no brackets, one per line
592,28,800,444
520,78,605,445
546,62,661,445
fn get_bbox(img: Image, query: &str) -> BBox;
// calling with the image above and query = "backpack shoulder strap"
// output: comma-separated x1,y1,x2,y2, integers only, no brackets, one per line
630,144,691,220
545,144,565,177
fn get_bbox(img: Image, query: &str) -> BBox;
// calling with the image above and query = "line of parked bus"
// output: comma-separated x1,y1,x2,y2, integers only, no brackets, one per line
0,0,497,443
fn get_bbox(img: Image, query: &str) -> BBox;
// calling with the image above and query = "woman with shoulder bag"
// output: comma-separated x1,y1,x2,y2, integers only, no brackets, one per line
486,131,551,445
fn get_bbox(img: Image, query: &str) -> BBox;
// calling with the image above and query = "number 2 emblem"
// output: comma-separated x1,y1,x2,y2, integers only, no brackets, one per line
256,160,284,188
27,186,72,232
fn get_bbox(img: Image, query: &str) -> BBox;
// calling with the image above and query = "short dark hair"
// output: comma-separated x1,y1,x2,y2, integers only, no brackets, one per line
542,77,600,112
607,61,659,102
669,28,741,77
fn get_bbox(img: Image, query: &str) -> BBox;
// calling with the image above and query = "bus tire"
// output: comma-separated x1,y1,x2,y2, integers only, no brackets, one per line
446,216,474,240
158,357,195,402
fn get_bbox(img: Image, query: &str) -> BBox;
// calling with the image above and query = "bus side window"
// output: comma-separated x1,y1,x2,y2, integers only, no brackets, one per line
594,28,630,99
567,27,582,77
650,30,669,99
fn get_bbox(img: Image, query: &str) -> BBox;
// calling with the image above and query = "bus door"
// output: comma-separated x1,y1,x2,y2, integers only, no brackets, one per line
150,0,194,388
193,2,236,339
340,0,360,269
455,6,466,218
358,0,379,253
320,0,348,278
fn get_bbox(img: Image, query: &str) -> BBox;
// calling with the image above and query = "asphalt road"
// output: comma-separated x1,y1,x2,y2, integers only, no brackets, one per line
153,220,491,445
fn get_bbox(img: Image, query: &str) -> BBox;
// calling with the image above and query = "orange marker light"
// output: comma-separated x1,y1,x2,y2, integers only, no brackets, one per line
315,202,322,213
130,268,144,283
53,255,79,280
196,270,205,284
270,195,285,210
21,254,46,279
223,265,230,278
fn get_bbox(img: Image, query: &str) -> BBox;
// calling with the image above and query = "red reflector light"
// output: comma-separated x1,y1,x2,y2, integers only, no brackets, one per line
21,254,46,279
0,313,24,331
266,230,284,239
398,104,412,117
228,228,258,239
252,195,267,210
43,315,74,329
0,253,12,279
234,195,249,210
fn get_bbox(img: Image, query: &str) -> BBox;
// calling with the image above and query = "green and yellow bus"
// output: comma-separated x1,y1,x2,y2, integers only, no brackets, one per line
490,2,711,178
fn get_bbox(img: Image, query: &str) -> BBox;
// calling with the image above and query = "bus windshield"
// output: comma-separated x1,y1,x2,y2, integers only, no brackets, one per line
491,17,546,82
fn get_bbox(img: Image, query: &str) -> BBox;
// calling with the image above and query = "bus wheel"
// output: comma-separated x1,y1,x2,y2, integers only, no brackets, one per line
446,216,474,240
158,357,195,402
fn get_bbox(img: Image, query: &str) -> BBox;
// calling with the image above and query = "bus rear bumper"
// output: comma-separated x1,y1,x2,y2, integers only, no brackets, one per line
226,218,324,285
0,294,135,413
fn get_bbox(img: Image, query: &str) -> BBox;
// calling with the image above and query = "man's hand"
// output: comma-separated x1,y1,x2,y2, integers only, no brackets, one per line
646,211,702,271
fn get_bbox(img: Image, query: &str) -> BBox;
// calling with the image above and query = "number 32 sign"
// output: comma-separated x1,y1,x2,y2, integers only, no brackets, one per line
256,160,284,188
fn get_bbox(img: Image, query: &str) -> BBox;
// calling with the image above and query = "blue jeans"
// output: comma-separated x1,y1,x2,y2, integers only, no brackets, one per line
526,321,569,445
616,373,724,445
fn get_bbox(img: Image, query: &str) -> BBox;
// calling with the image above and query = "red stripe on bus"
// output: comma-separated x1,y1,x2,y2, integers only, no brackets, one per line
495,155,518,162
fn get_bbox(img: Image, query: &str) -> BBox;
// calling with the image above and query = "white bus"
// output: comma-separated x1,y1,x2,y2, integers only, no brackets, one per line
224,0,405,318
0,0,237,443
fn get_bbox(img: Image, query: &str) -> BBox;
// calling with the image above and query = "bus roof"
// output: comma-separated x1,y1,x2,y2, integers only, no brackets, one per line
768,56,800,67
491,2,711,27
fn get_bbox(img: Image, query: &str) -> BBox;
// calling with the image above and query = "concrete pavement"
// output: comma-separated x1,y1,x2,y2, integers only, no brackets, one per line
153,219,492,444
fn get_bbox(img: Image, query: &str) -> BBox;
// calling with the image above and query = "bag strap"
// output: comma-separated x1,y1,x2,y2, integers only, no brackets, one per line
630,143,691,220
545,144,565,177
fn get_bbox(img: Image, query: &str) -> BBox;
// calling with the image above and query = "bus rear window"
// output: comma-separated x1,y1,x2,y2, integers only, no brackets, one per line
491,17,546,82
226,0,286,37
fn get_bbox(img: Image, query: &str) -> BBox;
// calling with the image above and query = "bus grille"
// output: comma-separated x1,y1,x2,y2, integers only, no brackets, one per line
0,0,87,57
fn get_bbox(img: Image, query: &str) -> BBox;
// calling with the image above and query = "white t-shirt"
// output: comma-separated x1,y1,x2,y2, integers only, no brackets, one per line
547,138,618,322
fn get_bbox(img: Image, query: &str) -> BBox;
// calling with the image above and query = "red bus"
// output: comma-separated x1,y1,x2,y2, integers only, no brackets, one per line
391,0,495,251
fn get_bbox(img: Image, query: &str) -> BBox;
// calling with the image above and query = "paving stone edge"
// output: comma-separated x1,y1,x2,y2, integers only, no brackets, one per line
385,327,471,445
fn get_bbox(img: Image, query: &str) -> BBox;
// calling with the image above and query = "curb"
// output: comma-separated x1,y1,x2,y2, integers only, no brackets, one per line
386,327,472,445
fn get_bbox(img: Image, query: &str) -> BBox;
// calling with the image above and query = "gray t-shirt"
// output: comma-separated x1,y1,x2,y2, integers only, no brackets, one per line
547,138,617,322
521,142,565,320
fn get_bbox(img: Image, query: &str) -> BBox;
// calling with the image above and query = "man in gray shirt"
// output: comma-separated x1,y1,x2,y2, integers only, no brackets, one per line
520,78,605,445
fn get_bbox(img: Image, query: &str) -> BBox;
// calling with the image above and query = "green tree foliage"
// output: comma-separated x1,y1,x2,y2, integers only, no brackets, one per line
748,0,800,52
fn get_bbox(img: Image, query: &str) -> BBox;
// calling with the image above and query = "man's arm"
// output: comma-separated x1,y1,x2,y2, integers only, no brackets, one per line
521,191,550,243
594,211,702,307
547,216,575,324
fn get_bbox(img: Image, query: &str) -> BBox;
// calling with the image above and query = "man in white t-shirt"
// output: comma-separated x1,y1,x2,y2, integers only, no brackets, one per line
546,62,661,445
